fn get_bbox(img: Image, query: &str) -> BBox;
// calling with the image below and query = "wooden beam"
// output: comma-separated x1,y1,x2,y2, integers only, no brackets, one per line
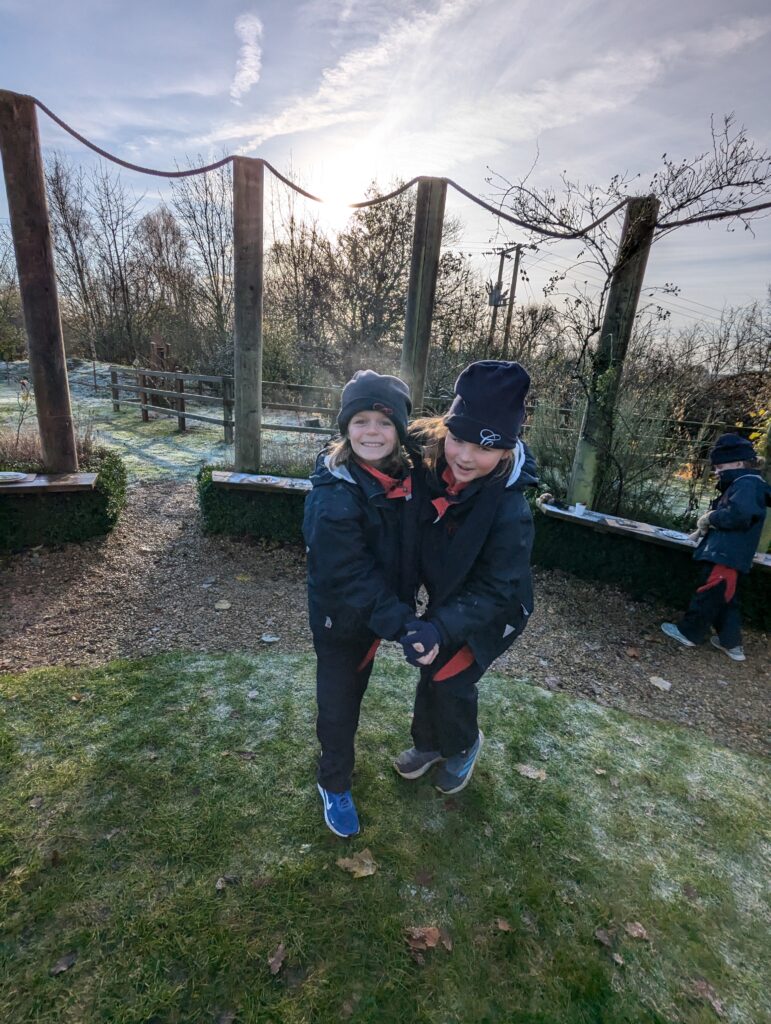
400,177,447,412
233,156,264,472
0,90,78,472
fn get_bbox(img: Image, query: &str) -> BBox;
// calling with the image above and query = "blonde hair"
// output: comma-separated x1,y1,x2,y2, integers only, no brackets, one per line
410,415,514,482
326,434,411,476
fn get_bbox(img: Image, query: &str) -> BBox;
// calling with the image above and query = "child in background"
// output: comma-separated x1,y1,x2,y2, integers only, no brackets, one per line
661,433,770,661
394,360,538,794
303,370,426,837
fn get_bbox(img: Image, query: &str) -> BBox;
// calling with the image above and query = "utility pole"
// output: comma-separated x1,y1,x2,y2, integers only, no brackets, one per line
486,243,521,355
501,245,523,360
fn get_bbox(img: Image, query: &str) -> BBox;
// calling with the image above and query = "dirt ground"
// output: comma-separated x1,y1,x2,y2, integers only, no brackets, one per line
1,480,768,757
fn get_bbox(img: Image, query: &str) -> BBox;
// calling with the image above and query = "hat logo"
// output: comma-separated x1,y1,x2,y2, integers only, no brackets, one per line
479,428,501,448
372,402,394,415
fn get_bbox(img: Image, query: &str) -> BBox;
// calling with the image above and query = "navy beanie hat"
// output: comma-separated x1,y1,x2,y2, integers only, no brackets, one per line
709,432,757,466
338,370,412,443
445,360,530,449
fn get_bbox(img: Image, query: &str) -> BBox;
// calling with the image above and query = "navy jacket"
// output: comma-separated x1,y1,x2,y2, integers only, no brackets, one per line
418,441,538,671
695,469,771,574
303,452,420,643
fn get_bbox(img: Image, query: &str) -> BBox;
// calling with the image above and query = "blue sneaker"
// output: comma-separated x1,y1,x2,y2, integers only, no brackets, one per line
317,784,360,837
434,731,484,795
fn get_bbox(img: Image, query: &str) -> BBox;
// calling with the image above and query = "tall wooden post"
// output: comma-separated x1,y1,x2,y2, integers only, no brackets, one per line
0,90,78,472
400,177,447,412
501,245,523,360
233,156,264,472
758,417,771,554
567,195,660,509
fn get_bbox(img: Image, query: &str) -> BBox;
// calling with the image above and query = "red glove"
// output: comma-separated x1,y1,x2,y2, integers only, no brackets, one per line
697,564,738,603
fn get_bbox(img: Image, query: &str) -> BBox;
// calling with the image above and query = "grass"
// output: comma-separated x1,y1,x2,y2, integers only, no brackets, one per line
1,652,768,1024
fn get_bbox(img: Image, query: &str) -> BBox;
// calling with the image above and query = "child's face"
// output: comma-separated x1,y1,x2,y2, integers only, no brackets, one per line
712,460,746,476
444,432,506,482
348,410,398,466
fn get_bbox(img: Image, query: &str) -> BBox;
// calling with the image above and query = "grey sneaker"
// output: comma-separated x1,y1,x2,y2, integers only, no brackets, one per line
393,747,444,780
710,636,746,662
661,622,695,647
434,731,484,795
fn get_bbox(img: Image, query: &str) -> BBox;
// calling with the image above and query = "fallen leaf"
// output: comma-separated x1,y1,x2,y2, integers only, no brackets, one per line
336,848,377,879
234,750,256,760
28,795,43,809
594,768,607,775
404,926,440,950
691,978,725,1017
495,918,513,932
612,953,625,966
649,675,671,692
594,927,613,947
414,869,434,887
247,690,259,700
214,600,232,611
235,573,253,582
516,763,547,781
623,921,649,941
217,1012,236,1024
268,942,286,975
103,828,122,841
625,646,641,659
215,875,239,891
252,876,273,889
439,927,453,951
49,951,77,976
682,883,698,901
69,692,86,703
483,824,494,837
260,634,280,643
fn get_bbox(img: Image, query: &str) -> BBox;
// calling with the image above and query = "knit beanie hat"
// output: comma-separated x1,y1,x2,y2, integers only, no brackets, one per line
338,370,412,443
445,360,530,449
709,433,757,466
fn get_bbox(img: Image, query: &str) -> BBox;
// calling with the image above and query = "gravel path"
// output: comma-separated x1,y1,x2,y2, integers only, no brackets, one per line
1,480,768,757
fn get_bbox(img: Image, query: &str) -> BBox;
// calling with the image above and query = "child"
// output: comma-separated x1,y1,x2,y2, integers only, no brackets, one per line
661,433,770,661
303,370,425,837
394,360,538,794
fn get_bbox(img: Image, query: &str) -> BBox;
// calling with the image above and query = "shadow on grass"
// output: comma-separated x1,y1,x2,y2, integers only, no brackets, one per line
0,652,768,1024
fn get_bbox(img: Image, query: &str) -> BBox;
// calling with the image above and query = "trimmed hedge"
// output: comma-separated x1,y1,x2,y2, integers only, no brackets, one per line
532,510,770,631
197,466,306,544
0,447,127,553
195,467,770,630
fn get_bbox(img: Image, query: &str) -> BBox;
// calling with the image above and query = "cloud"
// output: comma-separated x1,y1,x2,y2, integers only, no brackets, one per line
230,12,264,103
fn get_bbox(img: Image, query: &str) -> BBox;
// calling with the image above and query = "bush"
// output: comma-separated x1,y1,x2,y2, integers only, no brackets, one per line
0,445,127,553
532,510,770,631
197,465,306,545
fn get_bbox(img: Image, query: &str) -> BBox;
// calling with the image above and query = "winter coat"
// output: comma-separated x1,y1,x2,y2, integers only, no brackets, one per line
303,452,420,643
694,469,771,574
418,441,538,671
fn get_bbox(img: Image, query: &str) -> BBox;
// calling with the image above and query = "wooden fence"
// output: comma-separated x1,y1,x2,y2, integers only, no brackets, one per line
109,366,340,443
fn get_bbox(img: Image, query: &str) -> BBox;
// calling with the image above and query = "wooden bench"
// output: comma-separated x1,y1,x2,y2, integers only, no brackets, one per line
536,499,771,572
211,471,311,495
0,472,98,494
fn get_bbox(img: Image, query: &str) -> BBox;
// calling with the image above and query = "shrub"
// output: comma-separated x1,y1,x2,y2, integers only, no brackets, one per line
197,465,306,545
0,440,127,553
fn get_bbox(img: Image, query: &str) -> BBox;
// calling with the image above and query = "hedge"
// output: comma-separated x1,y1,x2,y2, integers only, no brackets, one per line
0,447,127,553
196,467,770,631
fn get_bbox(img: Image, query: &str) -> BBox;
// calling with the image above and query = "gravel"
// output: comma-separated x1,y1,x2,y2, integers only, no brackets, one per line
1,480,768,757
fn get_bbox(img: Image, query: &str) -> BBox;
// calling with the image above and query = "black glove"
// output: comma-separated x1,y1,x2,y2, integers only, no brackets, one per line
400,619,441,666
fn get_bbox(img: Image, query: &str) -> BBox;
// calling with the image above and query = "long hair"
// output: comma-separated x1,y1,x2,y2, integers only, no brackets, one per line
410,416,514,483
326,434,412,477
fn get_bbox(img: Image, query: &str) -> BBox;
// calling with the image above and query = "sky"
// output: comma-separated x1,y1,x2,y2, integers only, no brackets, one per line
1,0,771,331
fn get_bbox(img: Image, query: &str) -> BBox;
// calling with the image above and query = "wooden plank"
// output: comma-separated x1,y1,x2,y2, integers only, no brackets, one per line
118,382,223,404
212,470,311,494
110,366,228,385
537,501,771,572
138,405,226,427
0,472,97,494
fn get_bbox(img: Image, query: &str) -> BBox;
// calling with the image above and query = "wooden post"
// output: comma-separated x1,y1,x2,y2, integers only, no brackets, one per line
176,376,186,432
501,246,523,360
0,90,78,472
111,369,120,412
567,195,660,509
758,417,771,554
223,376,234,444
233,156,264,472
486,249,507,354
138,372,149,422
400,176,447,412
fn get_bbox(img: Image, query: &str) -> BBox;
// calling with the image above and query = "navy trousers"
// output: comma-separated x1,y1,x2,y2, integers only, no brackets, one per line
314,632,379,793
411,645,483,758
679,564,743,648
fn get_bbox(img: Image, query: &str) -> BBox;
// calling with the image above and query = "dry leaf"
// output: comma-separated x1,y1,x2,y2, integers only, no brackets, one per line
260,634,280,643
268,942,286,975
49,951,77,976
594,927,613,947
214,600,231,611
439,927,453,952
625,647,641,659
495,918,513,932
336,848,377,879
649,675,671,692
234,750,256,760
103,828,122,841
414,869,434,887
69,692,86,703
594,768,607,775
623,921,649,940
682,883,698,901
692,978,724,1017
235,573,252,582
217,1012,236,1024
516,763,547,781
405,926,440,950
247,690,259,699
215,875,239,891
612,953,625,966
28,795,43,809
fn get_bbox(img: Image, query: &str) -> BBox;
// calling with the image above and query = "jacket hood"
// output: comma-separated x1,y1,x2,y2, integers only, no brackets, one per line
310,450,356,487
505,440,539,490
